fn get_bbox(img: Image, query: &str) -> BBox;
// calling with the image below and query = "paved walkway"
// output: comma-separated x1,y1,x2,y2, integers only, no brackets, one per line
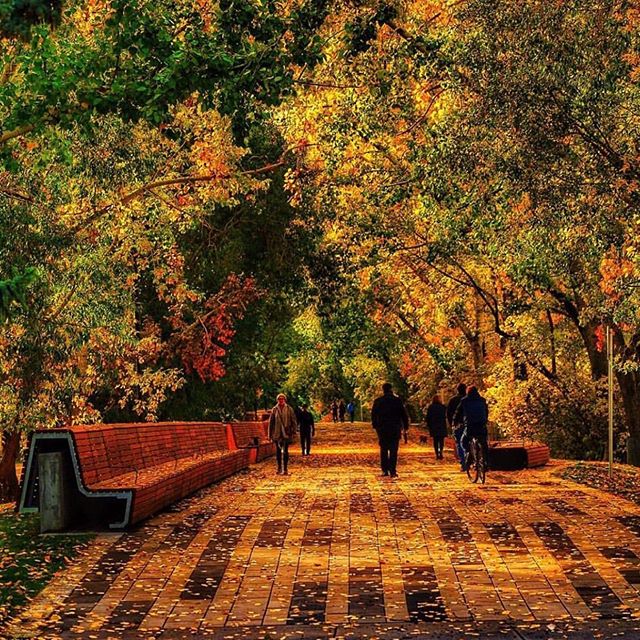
7,423,640,639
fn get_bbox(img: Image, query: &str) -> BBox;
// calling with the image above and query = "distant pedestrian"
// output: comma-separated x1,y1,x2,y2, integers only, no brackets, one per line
447,383,467,471
338,400,346,423
371,383,409,478
331,400,339,423
426,394,447,460
298,404,315,456
346,401,356,423
269,393,298,475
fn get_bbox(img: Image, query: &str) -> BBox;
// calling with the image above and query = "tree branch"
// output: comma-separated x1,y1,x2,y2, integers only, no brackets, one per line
67,145,305,237
0,124,35,145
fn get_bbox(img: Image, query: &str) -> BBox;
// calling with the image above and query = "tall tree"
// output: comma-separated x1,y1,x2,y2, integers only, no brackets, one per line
0,0,331,500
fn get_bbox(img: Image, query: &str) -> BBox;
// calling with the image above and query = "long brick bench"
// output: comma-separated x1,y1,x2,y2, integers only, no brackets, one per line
229,420,275,463
18,422,250,530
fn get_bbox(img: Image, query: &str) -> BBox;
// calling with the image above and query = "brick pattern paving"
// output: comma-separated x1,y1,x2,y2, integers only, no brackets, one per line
7,422,640,639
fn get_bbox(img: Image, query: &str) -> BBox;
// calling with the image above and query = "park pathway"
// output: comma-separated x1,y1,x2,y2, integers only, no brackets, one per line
7,422,640,639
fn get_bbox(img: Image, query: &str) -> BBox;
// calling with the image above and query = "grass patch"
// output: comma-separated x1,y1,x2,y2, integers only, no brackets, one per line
0,510,92,628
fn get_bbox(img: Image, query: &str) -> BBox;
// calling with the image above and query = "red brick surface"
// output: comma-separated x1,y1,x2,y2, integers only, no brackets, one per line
229,420,275,462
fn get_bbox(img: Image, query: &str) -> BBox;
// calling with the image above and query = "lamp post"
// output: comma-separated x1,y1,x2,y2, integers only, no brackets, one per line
607,327,614,478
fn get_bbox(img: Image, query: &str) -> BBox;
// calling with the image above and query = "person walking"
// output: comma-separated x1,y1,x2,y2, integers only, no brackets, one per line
338,399,346,423
447,383,467,471
298,404,315,456
426,394,447,460
455,386,490,470
331,400,339,423
269,393,298,475
371,382,409,478
346,400,356,423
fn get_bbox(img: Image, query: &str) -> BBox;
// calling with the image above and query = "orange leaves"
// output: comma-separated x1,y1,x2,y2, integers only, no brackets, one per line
599,246,636,301
407,0,450,27
174,274,261,383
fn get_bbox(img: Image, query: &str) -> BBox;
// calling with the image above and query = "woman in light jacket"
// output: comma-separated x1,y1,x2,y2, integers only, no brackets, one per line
269,393,298,475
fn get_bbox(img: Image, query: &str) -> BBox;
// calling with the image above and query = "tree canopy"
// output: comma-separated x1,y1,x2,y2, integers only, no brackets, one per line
2,0,640,499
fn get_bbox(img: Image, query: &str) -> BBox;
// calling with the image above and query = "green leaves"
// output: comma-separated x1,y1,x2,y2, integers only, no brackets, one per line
1,0,332,147
0,267,38,323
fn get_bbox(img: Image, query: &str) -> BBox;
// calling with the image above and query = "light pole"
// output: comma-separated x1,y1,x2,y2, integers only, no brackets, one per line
607,327,614,478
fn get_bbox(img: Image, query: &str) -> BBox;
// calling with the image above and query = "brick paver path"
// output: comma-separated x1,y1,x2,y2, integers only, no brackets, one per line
7,423,640,639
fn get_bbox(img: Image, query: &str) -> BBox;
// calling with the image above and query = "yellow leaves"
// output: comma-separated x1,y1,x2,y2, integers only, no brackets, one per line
412,79,436,114
343,354,388,405
323,220,347,246
171,96,263,206
69,0,113,39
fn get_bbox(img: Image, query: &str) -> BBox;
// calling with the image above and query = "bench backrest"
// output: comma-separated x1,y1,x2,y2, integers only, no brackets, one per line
61,422,229,485
231,420,270,448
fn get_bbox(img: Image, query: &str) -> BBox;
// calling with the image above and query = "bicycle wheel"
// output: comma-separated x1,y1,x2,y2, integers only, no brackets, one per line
465,447,474,481
477,441,486,484
468,441,479,483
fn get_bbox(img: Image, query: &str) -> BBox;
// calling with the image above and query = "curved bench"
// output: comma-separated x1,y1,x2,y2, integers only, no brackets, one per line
229,420,275,463
487,441,550,470
419,429,550,470
18,422,250,530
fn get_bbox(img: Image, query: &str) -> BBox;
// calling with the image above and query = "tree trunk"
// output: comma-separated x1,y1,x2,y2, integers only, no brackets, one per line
0,430,20,503
578,320,608,380
617,369,640,466
468,333,485,387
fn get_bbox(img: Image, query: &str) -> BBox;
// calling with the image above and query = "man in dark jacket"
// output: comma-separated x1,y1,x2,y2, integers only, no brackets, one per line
455,386,489,470
338,400,346,423
298,404,315,456
371,383,409,477
446,383,467,471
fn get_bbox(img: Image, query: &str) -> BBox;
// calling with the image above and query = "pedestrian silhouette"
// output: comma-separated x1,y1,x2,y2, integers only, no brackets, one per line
371,383,409,478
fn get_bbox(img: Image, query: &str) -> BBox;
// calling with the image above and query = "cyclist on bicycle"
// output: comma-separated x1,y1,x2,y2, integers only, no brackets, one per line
446,383,467,471
454,385,489,471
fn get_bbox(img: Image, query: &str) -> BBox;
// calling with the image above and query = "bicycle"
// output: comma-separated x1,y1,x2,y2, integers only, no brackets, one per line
465,436,487,484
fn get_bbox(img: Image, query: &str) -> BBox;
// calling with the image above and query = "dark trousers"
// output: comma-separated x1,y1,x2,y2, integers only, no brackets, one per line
454,425,465,466
300,427,312,455
461,429,489,468
379,438,400,475
433,435,445,459
349,412,355,423
276,441,289,470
